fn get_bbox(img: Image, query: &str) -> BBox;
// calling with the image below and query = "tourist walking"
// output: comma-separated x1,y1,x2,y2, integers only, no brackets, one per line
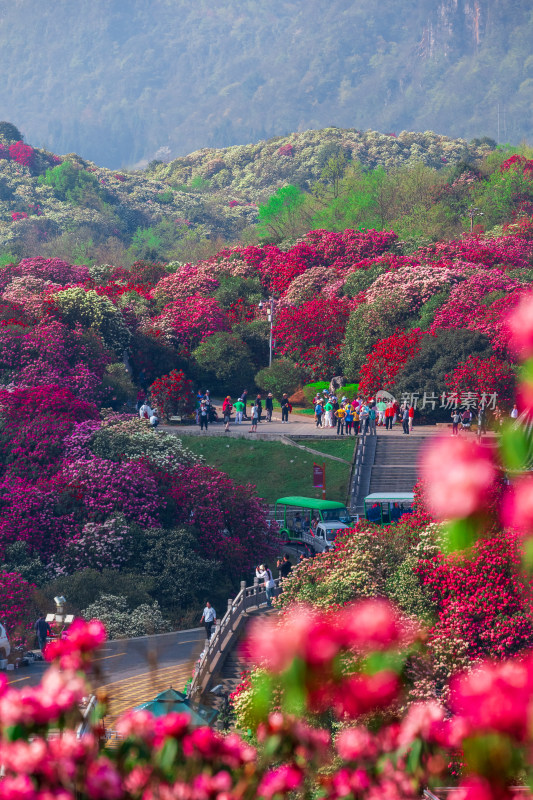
280,393,290,423
200,601,217,641
324,398,334,428
345,405,354,435
256,564,275,607
511,403,519,419
335,405,346,436
34,614,52,652
199,400,209,431
315,400,324,428
368,404,377,435
451,409,461,436
234,396,245,424
249,401,259,432
408,405,414,432
402,406,410,434
353,408,360,435
359,403,370,434
241,390,249,420
265,393,274,422
256,394,263,422
222,396,233,432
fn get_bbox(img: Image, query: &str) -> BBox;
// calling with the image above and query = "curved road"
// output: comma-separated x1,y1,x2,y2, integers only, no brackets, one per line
7,628,206,723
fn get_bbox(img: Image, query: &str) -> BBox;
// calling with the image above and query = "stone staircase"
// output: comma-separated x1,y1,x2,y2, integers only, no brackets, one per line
351,428,436,513
367,433,433,494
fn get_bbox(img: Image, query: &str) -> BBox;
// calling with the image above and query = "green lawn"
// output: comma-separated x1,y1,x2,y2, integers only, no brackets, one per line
302,438,357,462
177,436,353,504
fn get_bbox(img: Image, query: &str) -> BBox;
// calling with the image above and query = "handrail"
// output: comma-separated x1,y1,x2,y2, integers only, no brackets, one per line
349,427,368,514
189,577,280,698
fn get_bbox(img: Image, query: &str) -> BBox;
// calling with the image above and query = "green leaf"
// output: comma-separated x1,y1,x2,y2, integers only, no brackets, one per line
523,536,533,573
406,738,422,774
363,650,406,676
282,657,307,716
444,517,479,552
157,738,178,773
499,422,530,472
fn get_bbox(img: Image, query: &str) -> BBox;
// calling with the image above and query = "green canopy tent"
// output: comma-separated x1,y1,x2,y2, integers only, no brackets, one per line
134,688,218,726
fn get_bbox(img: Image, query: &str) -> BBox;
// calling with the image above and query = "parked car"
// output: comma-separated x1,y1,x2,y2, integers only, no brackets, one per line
0,622,11,659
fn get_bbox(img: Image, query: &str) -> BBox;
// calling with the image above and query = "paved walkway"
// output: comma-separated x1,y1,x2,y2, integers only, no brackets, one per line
162,412,355,440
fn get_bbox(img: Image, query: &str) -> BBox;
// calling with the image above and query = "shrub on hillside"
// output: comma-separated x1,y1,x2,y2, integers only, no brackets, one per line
255,359,304,399
80,593,170,639
149,369,195,421
192,332,255,394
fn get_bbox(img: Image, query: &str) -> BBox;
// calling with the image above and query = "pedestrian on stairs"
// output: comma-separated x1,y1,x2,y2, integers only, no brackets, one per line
256,564,275,607
200,601,217,641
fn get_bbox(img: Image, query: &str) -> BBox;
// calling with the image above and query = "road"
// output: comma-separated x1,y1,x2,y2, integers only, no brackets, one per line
7,628,206,703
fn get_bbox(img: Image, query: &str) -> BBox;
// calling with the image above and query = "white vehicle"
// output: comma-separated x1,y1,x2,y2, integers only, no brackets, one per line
294,521,349,554
0,622,11,660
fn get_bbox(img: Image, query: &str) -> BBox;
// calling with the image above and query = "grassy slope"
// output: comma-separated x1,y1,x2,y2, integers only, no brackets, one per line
177,436,354,504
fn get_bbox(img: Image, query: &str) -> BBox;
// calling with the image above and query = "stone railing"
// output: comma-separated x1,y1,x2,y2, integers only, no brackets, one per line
188,578,280,698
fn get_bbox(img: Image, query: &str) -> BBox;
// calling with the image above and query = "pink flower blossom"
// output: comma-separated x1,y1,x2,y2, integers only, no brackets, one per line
508,292,533,360
419,437,496,520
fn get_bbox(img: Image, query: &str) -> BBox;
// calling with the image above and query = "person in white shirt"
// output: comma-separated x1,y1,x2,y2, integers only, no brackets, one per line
200,601,216,640
511,404,519,419
139,402,153,420
255,564,275,607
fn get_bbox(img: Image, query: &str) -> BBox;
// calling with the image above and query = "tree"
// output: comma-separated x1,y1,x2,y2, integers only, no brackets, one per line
392,328,494,418
51,287,131,354
340,296,413,379
0,121,23,142
192,332,255,394
255,359,304,399
149,369,195,421
141,527,230,618
80,594,169,639
256,185,308,242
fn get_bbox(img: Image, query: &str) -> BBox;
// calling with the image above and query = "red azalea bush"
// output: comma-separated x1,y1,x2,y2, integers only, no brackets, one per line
273,296,351,375
304,228,398,272
166,464,278,577
358,328,424,396
148,369,195,421
0,320,110,402
0,571,36,644
445,354,516,406
417,531,533,660
151,295,230,354
0,385,99,479
8,140,35,167
0,475,78,560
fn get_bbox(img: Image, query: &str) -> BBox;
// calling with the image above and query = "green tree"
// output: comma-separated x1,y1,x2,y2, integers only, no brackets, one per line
341,297,413,379
141,527,230,616
38,160,106,208
255,358,304,399
256,185,308,242
0,121,23,142
52,287,131,353
192,332,255,394
215,274,262,310
392,328,494,418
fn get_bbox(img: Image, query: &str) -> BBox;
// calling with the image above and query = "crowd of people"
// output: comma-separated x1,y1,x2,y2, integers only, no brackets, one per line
137,392,160,428
195,389,293,433
312,390,415,436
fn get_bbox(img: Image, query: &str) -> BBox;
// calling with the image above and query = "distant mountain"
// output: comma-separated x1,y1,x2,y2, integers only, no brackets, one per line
0,126,492,261
0,0,530,168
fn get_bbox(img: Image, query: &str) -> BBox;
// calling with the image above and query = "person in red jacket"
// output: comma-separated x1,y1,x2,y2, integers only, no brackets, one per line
408,405,415,432
222,396,233,432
